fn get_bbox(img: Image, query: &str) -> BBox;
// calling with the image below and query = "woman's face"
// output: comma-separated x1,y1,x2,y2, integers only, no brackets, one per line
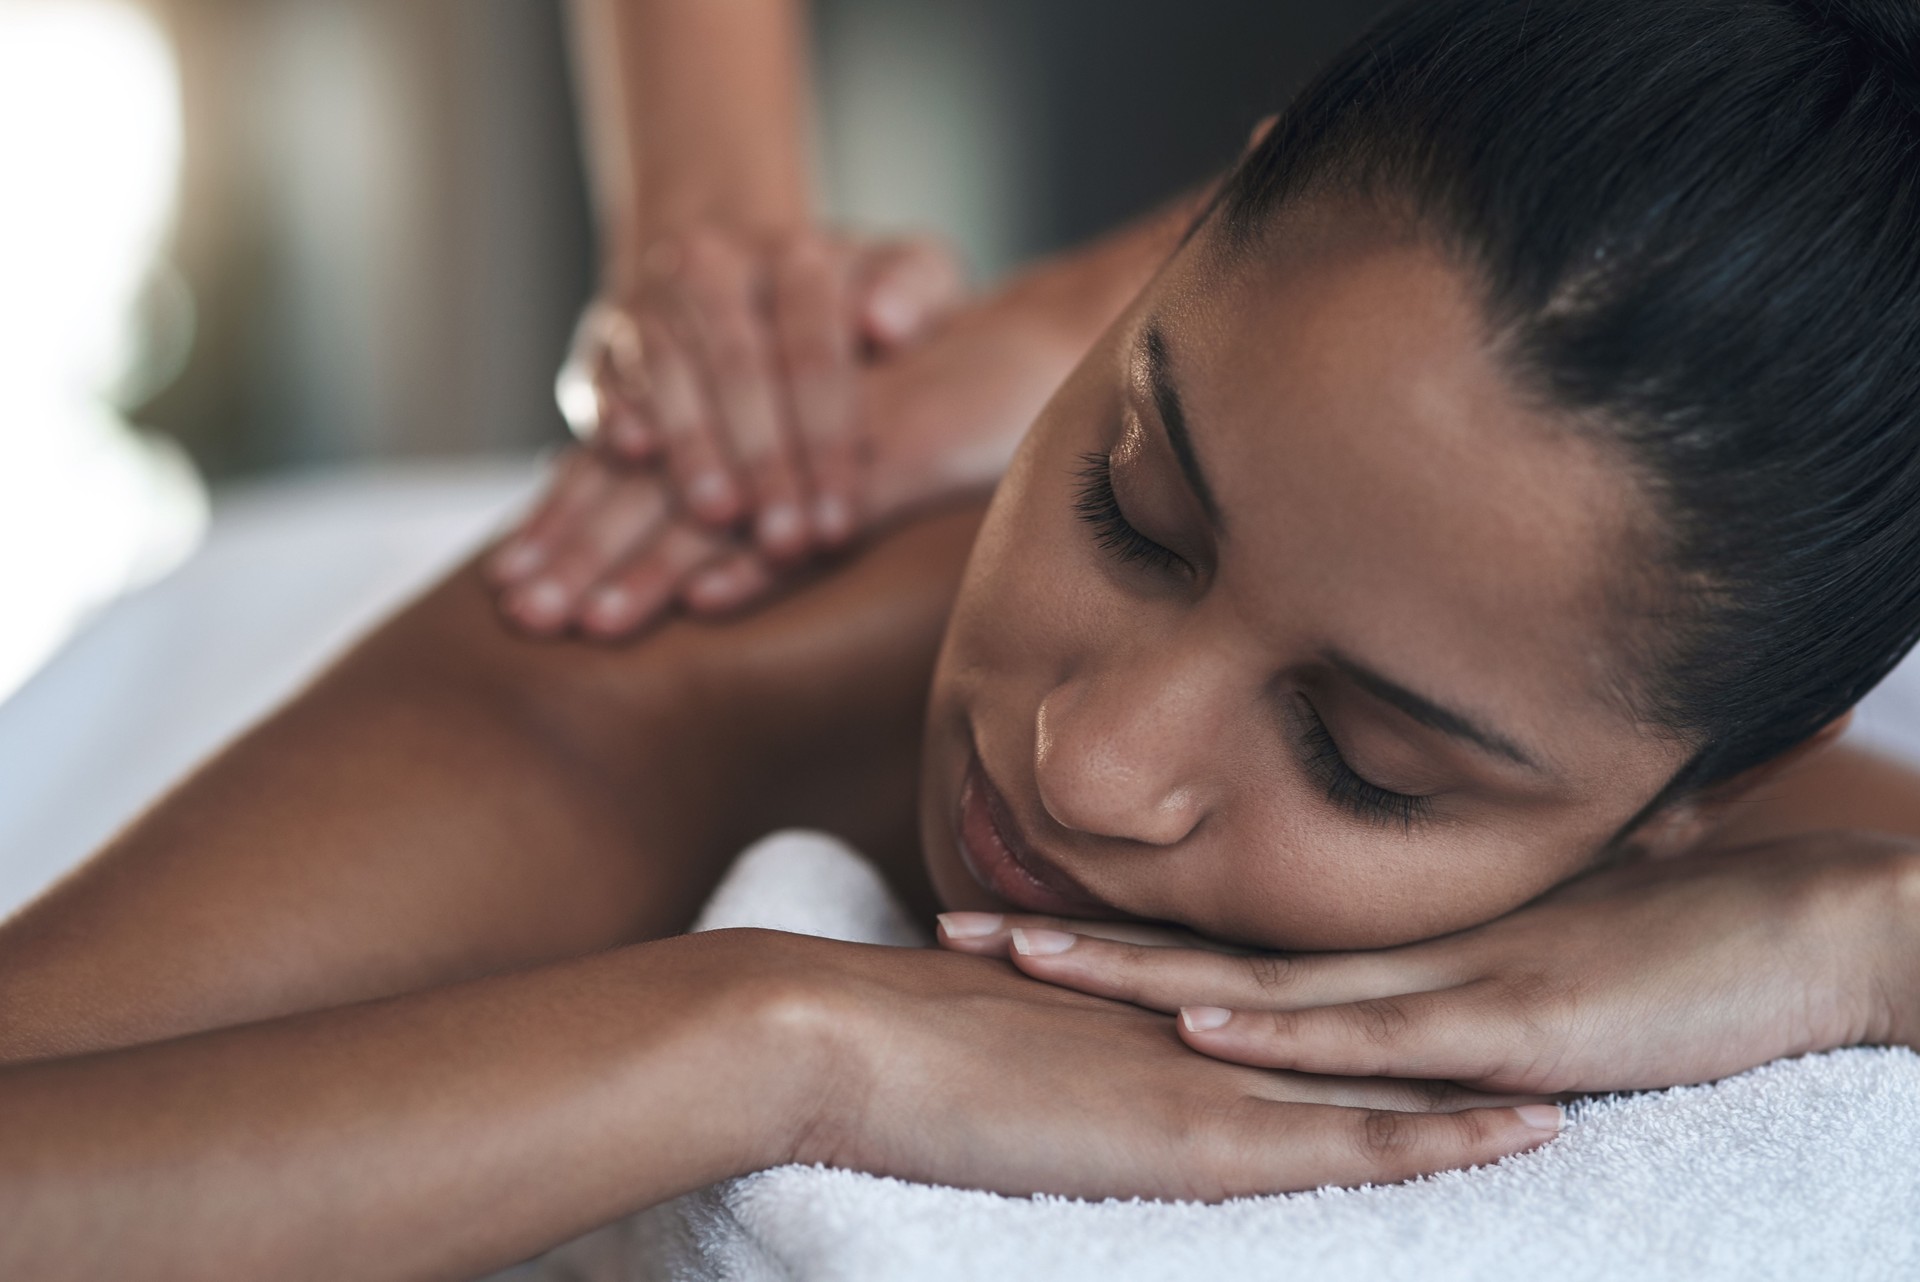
920,206,1694,950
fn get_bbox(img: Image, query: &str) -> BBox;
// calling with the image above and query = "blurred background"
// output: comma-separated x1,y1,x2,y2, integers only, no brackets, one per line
0,0,1394,703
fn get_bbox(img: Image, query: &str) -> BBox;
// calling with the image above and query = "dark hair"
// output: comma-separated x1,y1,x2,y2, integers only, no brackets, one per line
1214,0,1920,800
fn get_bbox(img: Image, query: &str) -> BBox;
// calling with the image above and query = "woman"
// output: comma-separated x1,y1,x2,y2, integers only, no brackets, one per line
2,1,1918,1277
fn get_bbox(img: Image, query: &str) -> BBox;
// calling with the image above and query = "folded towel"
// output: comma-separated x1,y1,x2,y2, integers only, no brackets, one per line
495,829,1920,1282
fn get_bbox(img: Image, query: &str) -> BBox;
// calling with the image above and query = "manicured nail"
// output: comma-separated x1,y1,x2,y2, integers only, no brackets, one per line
689,471,732,514
1010,927,1076,956
1514,1104,1564,1133
759,502,804,549
936,911,1004,939
586,585,631,624
1180,1006,1233,1033
516,578,568,624
493,541,544,580
813,494,853,542
869,289,917,341
689,566,742,606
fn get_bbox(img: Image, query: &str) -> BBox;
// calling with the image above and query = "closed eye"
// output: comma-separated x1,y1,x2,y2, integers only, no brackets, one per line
1074,451,1190,577
1295,695,1434,830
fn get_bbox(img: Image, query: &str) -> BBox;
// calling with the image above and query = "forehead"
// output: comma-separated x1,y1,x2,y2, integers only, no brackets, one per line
1154,213,1658,767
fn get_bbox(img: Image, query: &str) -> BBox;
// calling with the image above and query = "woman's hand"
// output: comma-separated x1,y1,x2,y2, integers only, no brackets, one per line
486,263,1093,639
936,834,1920,1096
515,227,961,569
741,929,1561,1201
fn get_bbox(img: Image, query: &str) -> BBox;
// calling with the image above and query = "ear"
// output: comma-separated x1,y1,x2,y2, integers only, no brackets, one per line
1245,114,1279,154
1632,709,1855,859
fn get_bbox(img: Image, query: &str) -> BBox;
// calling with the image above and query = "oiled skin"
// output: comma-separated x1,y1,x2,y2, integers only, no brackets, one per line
0,502,983,1067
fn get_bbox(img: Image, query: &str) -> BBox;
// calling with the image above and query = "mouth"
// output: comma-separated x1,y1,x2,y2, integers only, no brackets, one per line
955,750,1116,916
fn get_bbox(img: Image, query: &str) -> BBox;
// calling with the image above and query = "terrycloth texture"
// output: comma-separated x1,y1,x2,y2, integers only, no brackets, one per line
496,830,1920,1282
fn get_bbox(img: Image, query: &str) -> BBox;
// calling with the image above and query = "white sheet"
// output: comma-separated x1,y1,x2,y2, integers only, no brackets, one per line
0,460,537,916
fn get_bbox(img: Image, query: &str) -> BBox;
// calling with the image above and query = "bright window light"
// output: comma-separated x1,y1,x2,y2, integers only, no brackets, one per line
0,0,207,705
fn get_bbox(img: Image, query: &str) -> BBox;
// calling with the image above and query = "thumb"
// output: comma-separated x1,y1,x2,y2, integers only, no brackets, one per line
855,238,966,350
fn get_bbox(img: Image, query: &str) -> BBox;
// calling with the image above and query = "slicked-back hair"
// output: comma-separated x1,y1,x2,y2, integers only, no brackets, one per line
1214,0,1920,799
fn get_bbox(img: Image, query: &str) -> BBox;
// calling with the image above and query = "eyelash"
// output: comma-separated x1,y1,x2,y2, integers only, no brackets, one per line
1073,451,1188,576
1073,451,1427,830
1298,697,1434,830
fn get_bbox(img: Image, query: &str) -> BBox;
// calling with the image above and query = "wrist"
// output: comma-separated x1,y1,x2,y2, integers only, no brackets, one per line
686,928,857,1170
1875,844,1920,1050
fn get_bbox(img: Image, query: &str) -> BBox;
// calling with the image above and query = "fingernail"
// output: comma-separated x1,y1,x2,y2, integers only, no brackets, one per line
813,494,853,542
1180,1006,1233,1033
759,502,804,549
515,578,568,625
586,585,632,624
869,290,916,341
1514,1104,1564,1133
689,566,741,605
1010,927,1076,956
493,542,544,580
689,471,732,514
936,912,1004,940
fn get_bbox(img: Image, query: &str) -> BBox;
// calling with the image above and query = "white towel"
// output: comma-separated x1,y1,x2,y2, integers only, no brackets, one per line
495,829,1920,1282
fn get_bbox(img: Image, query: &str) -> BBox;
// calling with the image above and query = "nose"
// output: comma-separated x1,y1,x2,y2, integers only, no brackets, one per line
1032,649,1225,847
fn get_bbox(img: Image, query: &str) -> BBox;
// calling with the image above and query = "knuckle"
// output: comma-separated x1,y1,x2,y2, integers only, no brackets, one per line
1357,1109,1414,1164
1402,1077,1464,1112
1240,953,1297,1000
1350,998,1411,1048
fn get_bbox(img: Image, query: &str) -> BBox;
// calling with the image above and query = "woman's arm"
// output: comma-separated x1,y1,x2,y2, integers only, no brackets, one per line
568,0,814,274
0,498,978,1066
0,929,822,1282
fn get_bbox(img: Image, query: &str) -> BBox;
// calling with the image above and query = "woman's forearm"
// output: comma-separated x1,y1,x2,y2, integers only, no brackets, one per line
567,0,815,285
0,929,815,1282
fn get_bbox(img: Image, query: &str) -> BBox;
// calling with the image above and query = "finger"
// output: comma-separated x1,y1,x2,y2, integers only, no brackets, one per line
576,520,733,641
488,450,611,586
1002,928,1455,1014
772,234,861,547
1251,1070,1549,1114
1214,1100,1561,1195
637,312,742,526
854,237,965,349
594,313,655,460
679,548,777,618
1177,983,1520,1085
935,911,1208,955
501,471,673,636
675,230,812,559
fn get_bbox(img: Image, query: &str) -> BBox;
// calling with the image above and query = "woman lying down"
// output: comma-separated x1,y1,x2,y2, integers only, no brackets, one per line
5,1,1920,1276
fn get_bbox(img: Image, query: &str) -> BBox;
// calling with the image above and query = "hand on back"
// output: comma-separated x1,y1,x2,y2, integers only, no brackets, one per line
489,224,971,637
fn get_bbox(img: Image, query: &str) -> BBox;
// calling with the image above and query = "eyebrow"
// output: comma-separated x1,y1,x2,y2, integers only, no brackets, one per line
1326,651,1542,770
1139,321,1223,526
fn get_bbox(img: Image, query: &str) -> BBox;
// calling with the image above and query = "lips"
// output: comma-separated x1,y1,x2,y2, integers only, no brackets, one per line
955,751,1114,916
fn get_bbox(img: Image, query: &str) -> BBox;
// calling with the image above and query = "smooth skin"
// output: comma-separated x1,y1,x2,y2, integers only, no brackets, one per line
2,10,1919,1280
0,194,1915,1281
0,271,1567,1280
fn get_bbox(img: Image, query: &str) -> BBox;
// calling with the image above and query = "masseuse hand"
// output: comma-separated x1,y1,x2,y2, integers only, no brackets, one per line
936,833,1920,1095
490,227,962,630
488,259,1089,638
734,929,1562,1199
